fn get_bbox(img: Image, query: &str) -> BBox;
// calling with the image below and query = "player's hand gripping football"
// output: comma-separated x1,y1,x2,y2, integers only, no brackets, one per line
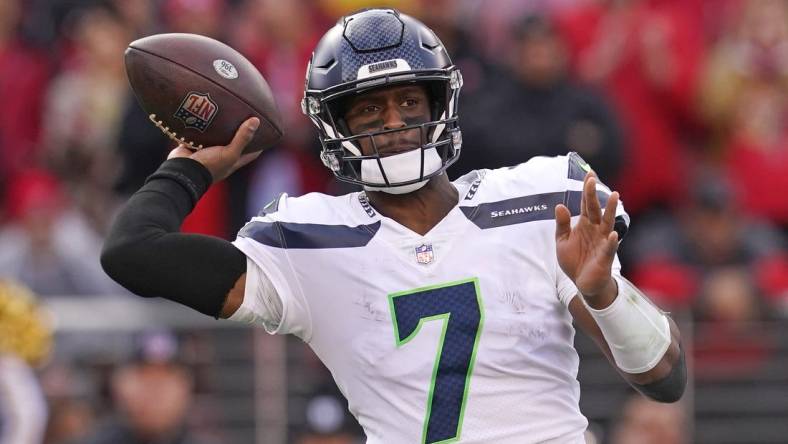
555,172,620,307
167,117,261,183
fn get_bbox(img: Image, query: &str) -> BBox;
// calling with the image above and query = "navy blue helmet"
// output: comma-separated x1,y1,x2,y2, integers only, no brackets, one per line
302,8,463,190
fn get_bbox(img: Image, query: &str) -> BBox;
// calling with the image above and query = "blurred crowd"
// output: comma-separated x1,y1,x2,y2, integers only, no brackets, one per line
1,0,788,443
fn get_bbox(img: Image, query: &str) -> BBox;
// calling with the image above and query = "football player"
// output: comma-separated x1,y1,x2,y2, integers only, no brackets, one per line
102,9,686,444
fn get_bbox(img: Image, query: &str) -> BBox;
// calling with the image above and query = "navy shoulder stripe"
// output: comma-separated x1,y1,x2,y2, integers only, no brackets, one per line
565,190,610,214
239,220,381,249
460,192,565,229
460,190,612,229
566,189,627,239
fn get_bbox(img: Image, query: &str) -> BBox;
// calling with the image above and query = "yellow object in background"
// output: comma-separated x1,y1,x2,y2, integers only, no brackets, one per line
317,0,420,18
0,280,53,367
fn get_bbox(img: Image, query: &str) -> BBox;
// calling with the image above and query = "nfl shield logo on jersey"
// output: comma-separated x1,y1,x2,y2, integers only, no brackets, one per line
174,92,218,131
415,244,434,265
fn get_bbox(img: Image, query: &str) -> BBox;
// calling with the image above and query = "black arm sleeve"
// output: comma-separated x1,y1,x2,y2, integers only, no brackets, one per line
632,343,687,403
100,158,247,318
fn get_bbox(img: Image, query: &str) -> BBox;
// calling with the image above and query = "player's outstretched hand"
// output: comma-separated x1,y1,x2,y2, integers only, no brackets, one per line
554,172,620,304
167,117,262,183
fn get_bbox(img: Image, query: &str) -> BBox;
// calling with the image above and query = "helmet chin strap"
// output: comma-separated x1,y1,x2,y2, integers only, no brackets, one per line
361,147,442,194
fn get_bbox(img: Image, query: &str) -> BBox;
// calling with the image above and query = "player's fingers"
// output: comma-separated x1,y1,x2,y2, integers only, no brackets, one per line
604,231,619,259
167,144,194,159
585,174,602,224
555,204,572,241
227,117,260,154
602,191,619,233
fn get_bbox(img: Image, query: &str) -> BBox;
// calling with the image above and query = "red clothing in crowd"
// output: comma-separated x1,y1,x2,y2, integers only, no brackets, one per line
725,135,788,224
556,0,703,214
181,182,228,237
0,40,50,179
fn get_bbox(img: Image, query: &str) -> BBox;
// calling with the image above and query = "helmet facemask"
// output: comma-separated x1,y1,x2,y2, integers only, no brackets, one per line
305,72,463,193
302,8,463,193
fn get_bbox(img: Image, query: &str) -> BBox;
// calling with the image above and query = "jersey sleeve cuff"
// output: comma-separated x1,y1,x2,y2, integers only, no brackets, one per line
228,257,284,334
231,237,313,341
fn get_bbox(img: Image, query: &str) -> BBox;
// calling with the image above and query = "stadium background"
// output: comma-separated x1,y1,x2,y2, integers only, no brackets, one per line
1,0,787,443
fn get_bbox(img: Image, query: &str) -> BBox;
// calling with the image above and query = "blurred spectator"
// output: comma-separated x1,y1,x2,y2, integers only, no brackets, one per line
688,0,744,44
722,82,788,225
83,332,215,444
610,394,688,444
43,390,97,444
418,0,492,98
756,253,788,311
40,359,98,444
114,97,172,198
471,0,587,63
556,0,704,214
316,0,419,18
698,0,788,133
113,0,160,38
698,0,788,225
0,170,126,296
0,280,54,444
41,7,131,232
232,0,320,132
44,397,96,444
110,0,171,199
0,355,45,442
163,0,225,38
232,0,332,214
0,0,52,194
693,267,777,380
624,171,786,310
295,389,363,444
42,7,129,178
452,13,623,181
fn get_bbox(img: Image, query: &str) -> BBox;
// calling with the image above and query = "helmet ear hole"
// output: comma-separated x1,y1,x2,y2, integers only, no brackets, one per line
324,95,356,136
333,115,364,154
329,95,353,123
334,115,351,138
421,80,448,122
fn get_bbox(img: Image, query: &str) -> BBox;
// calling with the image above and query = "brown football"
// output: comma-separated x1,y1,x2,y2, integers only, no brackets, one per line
125,33,283,153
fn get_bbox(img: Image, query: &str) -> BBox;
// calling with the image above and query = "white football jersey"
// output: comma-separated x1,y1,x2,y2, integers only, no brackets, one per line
231,153,629,444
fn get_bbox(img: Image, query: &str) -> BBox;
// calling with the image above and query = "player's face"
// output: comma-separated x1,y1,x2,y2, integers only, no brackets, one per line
343,84,431,156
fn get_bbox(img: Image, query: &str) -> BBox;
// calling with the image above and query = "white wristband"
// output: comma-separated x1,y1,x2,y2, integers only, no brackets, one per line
586,276,671,374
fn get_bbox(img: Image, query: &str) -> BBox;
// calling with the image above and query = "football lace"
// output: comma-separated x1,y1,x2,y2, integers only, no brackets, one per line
149,114,204,150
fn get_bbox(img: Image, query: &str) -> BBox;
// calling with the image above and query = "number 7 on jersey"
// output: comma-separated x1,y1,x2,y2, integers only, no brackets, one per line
388,278,484,444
